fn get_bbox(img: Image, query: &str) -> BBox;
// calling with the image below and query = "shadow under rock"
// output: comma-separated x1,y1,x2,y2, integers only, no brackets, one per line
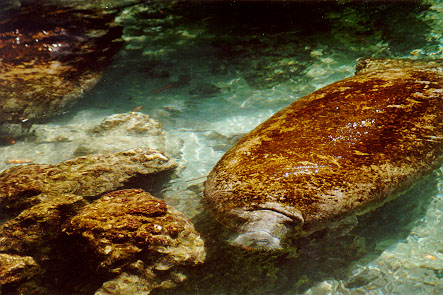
120,169,177,199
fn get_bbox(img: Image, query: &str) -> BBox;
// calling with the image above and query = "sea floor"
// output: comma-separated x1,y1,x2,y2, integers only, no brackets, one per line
1,1,442,294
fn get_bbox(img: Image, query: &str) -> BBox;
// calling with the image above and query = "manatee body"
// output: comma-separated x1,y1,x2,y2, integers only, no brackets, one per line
204,58,443,250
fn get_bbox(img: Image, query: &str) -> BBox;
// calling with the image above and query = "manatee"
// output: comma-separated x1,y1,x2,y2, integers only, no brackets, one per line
204,58,443,250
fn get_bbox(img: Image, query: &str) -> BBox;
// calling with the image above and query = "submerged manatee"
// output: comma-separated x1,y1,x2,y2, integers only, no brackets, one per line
204,58,443,250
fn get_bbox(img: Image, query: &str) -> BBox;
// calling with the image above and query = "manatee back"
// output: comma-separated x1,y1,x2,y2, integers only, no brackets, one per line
204,59,442,236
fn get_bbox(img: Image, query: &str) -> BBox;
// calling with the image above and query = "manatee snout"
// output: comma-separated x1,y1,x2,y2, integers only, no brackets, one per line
233,230,282,250
230,204,304,250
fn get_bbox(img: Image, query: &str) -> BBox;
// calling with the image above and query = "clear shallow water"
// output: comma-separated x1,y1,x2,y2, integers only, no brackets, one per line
1,1,442,294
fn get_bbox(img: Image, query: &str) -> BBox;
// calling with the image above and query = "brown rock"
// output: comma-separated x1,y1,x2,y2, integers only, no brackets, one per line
0,148,201,294
64,189,205,293
0,194,87,255
0,2,123,131
204,58,443,250
0,148,177,212
0,253,40,286
64,189,205,270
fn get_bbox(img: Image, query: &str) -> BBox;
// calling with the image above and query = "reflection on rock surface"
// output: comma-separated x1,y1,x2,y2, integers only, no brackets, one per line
0,1,124,133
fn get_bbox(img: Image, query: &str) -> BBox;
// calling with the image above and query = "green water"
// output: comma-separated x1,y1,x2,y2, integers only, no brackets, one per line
84,2,443,294
1,0,442,294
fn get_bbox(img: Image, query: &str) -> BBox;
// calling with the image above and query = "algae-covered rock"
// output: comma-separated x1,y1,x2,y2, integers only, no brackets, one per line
0,253,40,286
204,58,443,250
0,148,177,212
0,1,123,135
0,188,204,294
0,194,87,255
65,188,205,294
74,112,166,156
0,148,204,294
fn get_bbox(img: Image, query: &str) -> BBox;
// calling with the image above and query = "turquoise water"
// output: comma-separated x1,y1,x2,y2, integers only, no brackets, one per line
1,1,442,294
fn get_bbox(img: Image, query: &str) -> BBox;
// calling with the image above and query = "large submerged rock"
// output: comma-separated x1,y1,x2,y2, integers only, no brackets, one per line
0,1,124,135
0,112,179,173
0,148,176,212
0,253,40,286
204,58,443,250
73,112,167,157
66,188,205,295
0,148,206,294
